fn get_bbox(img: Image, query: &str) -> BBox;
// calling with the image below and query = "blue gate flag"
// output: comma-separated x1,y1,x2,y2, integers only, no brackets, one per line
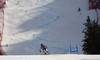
70,44,78,53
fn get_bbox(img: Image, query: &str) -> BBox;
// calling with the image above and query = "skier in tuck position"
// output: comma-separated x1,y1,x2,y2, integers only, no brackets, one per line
39,44,50,55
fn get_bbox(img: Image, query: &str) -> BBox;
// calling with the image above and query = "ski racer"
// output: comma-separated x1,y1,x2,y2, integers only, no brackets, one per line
39,44,50,55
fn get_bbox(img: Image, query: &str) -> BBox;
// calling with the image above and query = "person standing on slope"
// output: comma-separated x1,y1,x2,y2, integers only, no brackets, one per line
39,44,50,55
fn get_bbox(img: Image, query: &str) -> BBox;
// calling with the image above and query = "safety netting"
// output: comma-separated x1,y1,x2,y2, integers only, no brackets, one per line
89,0,100,24
0,0,7,55
89,0,100,9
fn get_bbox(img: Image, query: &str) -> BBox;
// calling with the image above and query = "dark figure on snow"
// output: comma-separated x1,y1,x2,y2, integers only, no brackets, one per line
39,44,50,55
78,8,81,12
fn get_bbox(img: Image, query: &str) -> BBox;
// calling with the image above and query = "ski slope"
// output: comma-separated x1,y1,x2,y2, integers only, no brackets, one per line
1,54,100,60
1,0,99,55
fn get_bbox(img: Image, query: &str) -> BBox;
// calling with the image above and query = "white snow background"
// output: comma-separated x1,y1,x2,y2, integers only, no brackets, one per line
1,0,100,56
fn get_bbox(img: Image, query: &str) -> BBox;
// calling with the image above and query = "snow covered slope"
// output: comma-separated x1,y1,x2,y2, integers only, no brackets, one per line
1,0,99,55
1,54,100,60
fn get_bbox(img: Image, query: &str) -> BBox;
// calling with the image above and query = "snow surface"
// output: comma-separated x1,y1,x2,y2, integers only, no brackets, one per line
1,54,100,60
1,0,99,55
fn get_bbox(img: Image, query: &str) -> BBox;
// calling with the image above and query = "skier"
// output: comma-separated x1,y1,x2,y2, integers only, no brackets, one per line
39,44,50,55
78,8,81,12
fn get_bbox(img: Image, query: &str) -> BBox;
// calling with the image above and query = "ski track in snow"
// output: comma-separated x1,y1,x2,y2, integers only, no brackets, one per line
36,0,59,29
39,0,53,9
33,32,59,43
36,16,59,28
3,0,100,55
34,0,65,54
50,47,67,54
35,36,59,43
